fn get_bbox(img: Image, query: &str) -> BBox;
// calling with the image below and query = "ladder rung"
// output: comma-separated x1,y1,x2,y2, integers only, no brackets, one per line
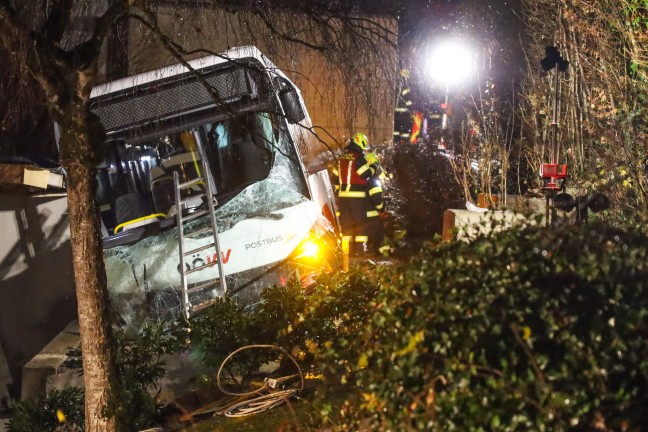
180,193,206,206
190,299,217,313
180,210,208,223
187,226,213,237
175,151,228,320
184,242,216,256
186,279,221,294
179,178,205,189
186,261,218,275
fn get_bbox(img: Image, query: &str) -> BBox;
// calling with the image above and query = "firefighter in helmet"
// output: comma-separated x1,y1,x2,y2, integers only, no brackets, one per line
364,152,390,255
333,132,379,256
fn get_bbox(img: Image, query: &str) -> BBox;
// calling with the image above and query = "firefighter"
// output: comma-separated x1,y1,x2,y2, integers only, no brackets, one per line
366,174,389,255
335,132,378,256
393,68,414,144
364,152,391,256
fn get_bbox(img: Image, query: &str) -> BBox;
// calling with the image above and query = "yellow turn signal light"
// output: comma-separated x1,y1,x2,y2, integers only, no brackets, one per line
295,238,321,259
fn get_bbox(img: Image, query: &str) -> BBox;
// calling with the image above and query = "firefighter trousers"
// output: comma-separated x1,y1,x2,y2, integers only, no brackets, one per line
338,196,370,255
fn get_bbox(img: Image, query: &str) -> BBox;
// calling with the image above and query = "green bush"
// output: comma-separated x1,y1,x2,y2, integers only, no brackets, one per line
191,220,647,431
9,321,189,432
110,320,188,430
189,295,252,376
309,221,648,431
161,220,648,431
381,143,464,244
8,388,84,432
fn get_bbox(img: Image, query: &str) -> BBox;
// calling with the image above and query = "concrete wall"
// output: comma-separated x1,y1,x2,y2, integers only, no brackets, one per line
0,193,77,403
442,197,547,242
124,7,398,153
21,320,82,401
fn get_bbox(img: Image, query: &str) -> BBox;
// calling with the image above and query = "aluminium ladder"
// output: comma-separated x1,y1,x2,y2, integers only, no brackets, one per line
173,131,228,319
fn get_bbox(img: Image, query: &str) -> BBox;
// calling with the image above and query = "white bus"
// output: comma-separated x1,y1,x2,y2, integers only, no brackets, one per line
89,46,340,328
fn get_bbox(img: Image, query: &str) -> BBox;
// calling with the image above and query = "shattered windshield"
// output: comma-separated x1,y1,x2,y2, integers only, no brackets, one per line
95,110,309,235
101,110,315,329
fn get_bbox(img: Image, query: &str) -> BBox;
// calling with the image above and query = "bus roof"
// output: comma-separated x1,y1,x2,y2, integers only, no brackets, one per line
90,45,289,99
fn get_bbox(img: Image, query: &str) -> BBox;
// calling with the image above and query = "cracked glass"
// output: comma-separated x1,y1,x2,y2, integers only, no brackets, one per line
99,111,316,330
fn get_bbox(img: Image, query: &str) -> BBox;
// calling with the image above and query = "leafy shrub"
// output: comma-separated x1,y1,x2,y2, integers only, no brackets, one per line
165,220,648,431
10,321,189,432
8,388,84,432
309,221,648,431
381,143,464,244
185,272,378,402
189,296,252,371
109,320,188,430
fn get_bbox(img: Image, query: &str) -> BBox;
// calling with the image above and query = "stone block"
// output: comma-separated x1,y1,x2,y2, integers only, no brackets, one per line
21,321,80,401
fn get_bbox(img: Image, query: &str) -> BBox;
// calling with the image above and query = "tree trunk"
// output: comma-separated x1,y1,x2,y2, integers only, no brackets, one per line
64,158,118,432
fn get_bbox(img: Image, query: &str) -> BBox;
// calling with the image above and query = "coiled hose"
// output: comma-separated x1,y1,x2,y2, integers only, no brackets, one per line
216,344,304,417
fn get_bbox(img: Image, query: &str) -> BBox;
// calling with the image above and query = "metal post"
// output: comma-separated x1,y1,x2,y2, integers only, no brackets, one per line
174,171,190,318
550,67,560,164
546,65,561,226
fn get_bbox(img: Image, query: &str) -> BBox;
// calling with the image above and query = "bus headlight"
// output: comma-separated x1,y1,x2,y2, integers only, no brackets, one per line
294,237,321,260
281,217,342,288
289,228,341,269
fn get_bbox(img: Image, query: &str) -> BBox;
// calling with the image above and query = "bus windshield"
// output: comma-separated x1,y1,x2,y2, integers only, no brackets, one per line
96,110,309,237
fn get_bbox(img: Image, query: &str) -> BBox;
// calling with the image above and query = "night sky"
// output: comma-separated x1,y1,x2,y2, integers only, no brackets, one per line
395,0,526,118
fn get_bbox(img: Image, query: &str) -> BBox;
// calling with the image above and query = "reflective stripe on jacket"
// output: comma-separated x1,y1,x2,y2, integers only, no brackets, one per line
366,176,384,212
337,151,375,192
339,190,367,198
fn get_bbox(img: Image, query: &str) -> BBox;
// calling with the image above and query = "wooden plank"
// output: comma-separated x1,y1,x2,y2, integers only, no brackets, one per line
442,210,456,242
0,164,24,186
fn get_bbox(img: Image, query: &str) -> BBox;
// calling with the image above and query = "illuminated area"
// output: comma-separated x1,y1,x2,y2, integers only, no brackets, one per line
423,39,475,130
291,230,336,265
286,229,340,288
295,238,320,260
426,40,475,86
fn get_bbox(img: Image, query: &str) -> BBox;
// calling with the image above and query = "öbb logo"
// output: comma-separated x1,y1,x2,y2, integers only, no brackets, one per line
178,249,232,273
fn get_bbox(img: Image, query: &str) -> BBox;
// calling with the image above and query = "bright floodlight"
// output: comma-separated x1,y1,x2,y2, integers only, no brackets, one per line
427,41,474,86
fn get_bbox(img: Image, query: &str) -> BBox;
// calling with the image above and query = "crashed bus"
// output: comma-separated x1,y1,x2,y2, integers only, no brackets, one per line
87,46,340,328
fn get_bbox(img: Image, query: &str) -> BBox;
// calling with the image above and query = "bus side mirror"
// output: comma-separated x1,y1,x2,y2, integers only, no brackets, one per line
279,87,305,124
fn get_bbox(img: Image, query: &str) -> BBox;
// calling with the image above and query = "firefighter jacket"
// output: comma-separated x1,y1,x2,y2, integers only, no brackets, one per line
333,144,377,199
